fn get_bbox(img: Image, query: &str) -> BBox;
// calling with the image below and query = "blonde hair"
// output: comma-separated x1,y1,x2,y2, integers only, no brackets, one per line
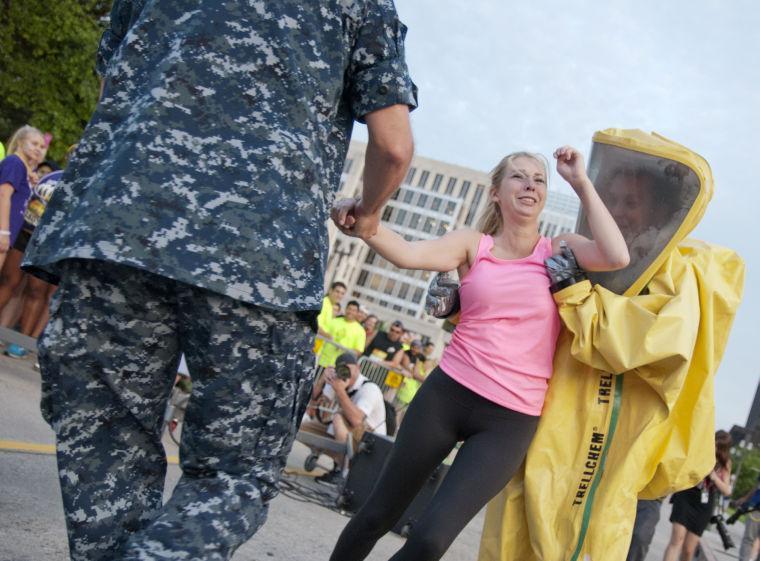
6,125,44,156
476,151,549,236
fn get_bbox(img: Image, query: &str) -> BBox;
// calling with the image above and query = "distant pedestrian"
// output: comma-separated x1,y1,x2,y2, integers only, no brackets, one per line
23,1,416,560
0,126,45,271
662,430,732,561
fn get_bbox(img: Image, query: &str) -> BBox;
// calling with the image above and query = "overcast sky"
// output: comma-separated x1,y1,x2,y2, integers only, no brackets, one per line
354,0,759,432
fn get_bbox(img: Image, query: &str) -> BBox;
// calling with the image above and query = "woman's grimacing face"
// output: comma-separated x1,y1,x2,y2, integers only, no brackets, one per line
492,156,548,222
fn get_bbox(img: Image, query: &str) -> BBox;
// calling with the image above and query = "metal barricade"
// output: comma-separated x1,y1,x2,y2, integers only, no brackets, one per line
358,356,404,402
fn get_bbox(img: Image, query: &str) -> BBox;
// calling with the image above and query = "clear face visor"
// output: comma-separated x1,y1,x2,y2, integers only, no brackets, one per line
577,142,701,295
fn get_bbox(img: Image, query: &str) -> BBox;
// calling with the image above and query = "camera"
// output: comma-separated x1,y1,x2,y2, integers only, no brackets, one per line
727,502,760,525
710,514,735,551
335,364,351,381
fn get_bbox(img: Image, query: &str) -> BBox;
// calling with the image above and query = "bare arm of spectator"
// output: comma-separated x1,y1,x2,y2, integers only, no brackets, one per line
383,348,406,373
310,372,328,400
410,361,426,383
397,351,413,377
305,371,330,418
709,463,732,497
0,183,13,253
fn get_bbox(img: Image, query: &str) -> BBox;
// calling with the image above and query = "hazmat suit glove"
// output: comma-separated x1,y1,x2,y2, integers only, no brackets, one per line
425,271,461,318
544,240,587,293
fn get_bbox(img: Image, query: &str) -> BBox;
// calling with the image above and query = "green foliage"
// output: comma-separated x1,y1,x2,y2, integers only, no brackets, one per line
732,447,760,500
0,0,111,163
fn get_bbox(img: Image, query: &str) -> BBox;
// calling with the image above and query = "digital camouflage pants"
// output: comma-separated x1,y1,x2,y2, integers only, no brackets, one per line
38,259,315,561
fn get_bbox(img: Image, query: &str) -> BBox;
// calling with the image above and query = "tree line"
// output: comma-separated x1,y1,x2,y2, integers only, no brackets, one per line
0,1,111,162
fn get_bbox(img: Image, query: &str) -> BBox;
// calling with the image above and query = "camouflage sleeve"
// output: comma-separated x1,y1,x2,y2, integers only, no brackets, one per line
347,0,419,123
95,0,145,77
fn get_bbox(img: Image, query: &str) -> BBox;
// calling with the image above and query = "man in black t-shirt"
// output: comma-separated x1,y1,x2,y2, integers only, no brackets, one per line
362,319,405,365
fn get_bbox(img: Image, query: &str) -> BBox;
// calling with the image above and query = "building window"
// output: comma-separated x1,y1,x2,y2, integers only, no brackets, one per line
547,223,558,237
343,158,353,174
464,184,485,226
423,217,435,233
398,283,410,299
412,287,424,304
364,250,376,264
431,197,442,212
405,167,416,184
409,213,421,229
538,220,545,234
437,222,448,236
431,173,444,192
445,177,457,195
382,207,393,221
417,193,428,208
384,278,396,295
391,189,400,200
417,170,430,188
393,304,402,312
394,209,407,226
369,274,381,290
406,308,417,317
445,201,456,216
459,180,471,199
357,270,369,286
379,299,389,308
403,189,414,204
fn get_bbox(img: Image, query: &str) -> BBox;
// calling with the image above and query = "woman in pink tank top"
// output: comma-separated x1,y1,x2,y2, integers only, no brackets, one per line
327,146,630,561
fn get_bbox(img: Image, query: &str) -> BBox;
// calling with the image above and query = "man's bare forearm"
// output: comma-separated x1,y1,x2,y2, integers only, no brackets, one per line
361,105,413,214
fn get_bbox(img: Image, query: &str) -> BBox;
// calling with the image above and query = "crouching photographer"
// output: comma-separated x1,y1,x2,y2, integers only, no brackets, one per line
301,352,387,486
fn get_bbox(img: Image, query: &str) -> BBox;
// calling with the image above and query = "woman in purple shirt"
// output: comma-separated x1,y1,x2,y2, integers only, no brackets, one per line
0,125,45,269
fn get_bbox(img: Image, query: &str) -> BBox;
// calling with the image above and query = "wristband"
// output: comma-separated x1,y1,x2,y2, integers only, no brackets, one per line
0,230,10,236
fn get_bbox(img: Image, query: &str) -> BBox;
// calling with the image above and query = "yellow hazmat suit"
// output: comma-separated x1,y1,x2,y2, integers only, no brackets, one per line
478,130,745,561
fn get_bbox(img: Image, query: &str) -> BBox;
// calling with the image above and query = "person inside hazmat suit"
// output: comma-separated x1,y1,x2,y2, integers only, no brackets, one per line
426,129,745,561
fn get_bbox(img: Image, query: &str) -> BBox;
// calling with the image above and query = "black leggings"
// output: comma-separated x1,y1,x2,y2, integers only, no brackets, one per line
329,368,540,561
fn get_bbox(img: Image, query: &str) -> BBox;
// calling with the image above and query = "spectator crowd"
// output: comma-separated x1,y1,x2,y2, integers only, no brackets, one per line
314,280,439,424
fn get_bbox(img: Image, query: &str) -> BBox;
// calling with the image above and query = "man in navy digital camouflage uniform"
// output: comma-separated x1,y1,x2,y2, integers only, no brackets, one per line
23,1,417,559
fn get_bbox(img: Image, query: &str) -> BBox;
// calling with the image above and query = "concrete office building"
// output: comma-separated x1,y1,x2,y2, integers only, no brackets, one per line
325,141,580,348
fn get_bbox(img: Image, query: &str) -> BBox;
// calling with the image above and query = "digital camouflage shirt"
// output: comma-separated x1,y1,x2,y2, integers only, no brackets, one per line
24,0,417,311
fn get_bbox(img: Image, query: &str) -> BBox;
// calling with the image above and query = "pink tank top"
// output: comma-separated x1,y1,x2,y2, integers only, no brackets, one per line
439,234,560,416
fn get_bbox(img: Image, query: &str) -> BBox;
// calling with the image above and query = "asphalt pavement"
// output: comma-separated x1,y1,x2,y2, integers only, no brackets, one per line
0,350,746,561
